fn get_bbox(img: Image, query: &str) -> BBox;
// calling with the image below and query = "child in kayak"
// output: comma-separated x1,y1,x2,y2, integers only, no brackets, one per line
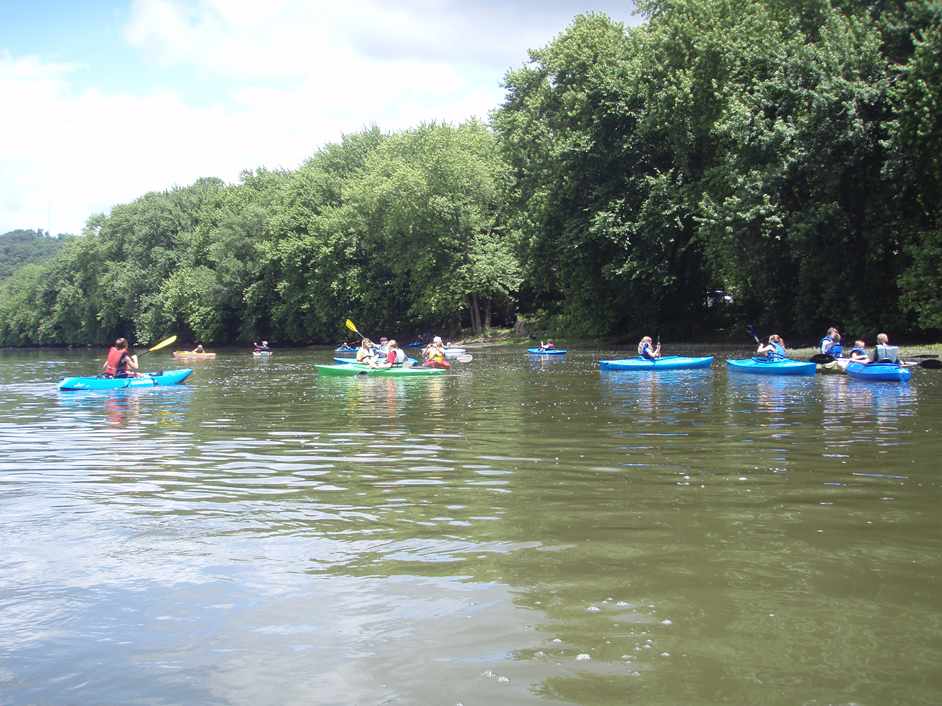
540,340,556,350
819,327,843,356
193,344,205,354
757,335,786,360
849,340,869,362
638,336,661,360
356,338,376,364
873,333,900,363
422,336,451,369
385,340,408,366
102,338,139,378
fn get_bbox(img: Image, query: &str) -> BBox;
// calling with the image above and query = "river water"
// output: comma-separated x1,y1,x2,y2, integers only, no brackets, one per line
1,346,940,705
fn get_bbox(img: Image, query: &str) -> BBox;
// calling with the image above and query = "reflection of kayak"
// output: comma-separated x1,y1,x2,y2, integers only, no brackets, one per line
315,364,445,377
334,356,417,365
59,369,193,391
846,361,912,382
253,350,272,357
528,348,567,355
727,357,816,376
173,351,217,360
600,355,712,371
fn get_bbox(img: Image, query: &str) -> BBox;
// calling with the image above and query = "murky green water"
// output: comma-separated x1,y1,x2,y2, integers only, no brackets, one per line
2,346,941,705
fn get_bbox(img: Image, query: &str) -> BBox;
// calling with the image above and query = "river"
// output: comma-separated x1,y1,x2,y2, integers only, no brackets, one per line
1,346,940,705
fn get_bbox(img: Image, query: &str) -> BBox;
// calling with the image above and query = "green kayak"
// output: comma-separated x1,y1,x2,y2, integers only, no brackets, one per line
315,364,445,377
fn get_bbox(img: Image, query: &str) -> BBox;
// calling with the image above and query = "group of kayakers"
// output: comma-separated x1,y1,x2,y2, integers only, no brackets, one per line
353,335,452,369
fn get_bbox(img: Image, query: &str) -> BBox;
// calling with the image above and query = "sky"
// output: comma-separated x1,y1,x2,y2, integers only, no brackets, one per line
0,0,638,235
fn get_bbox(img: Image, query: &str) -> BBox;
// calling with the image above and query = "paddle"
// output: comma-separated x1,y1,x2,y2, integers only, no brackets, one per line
911,354,940,359
918,358,942,369
345,319,365,340
139,334,177,355
809,353,835,365
746,324,760,344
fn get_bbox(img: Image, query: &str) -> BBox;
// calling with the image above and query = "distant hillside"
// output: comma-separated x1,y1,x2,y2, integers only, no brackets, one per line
0,229,71,280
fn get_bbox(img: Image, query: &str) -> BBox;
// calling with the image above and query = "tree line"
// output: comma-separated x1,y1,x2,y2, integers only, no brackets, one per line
1,0,939,347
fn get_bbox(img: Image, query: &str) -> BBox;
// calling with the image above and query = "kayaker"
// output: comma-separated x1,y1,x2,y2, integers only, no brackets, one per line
540,340,556,350
254,340,271,352
638,336,661,360
757,334,786,360
102,338,139,378
356,338,376,364
873,333,900,363
385,340,407,366
849,340,869,362
192,344,205,354
423,336,451,369
820,328,843,357
377,336,390,354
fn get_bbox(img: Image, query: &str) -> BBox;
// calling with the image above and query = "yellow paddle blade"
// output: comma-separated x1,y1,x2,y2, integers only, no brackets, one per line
148,334,178,352
344,319,360,335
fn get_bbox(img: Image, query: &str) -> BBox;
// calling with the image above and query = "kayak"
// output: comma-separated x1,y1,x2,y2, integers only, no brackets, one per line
528,348,568,356
59,369,193,391
172,351,216,360
816,359,845,374
444,347,466,359
405,340,424,348
334,356,418,366
846,361,912,382
335,345,357,353
599,355,713,371
315,364,445,377
726,357,816,376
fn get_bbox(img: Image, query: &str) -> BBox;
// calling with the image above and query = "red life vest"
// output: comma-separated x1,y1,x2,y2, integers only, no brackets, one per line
104,347,129,377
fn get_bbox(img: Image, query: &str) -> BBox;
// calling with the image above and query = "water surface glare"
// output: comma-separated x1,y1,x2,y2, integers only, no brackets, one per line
2,346,941,705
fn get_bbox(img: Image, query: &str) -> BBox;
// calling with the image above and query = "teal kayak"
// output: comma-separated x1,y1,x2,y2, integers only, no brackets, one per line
59,369,193,391
528,348,568,355
846,361,912,382
726,357,816,376
315,364,445,377
599,355,713,371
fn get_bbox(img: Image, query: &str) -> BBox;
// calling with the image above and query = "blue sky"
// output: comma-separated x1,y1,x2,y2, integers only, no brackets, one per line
1,1,638,235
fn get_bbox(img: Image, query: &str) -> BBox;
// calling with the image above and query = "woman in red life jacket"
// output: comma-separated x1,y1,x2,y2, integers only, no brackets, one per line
102,338,140,378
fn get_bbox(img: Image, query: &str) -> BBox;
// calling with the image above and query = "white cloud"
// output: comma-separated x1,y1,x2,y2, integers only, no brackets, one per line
1,0,637,234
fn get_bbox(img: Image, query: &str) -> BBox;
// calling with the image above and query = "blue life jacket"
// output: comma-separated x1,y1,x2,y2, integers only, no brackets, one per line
850,347,866,358
639,342,656,360
766,342,786,360
830,343,843,356
820,335,843,357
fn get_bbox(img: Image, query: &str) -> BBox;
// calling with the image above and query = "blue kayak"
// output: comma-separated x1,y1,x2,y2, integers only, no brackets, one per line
528,348,567,355
334,356,418,366
846,361,912,382
59,369,193,391
726,357,816,376
599,355,713,371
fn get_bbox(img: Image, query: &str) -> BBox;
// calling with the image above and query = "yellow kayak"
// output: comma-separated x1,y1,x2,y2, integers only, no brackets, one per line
172,351,217,360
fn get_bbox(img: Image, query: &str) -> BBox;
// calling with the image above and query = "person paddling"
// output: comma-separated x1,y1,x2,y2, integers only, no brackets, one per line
820,327,843,357
254,340,271,352
102,338,140,378
638,336,661,360
540,340,556,350
757,334,786,360
192,344,205,354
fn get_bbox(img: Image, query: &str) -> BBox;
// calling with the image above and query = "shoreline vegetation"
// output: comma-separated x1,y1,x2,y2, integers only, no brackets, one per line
2,2,941,348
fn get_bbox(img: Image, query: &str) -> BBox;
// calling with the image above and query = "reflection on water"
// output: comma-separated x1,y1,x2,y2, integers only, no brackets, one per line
1,348,941,705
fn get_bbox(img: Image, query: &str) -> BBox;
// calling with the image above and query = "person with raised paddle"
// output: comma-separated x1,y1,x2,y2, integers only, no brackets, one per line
102,337,140,378
638,336,661,360
757,334,786,360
